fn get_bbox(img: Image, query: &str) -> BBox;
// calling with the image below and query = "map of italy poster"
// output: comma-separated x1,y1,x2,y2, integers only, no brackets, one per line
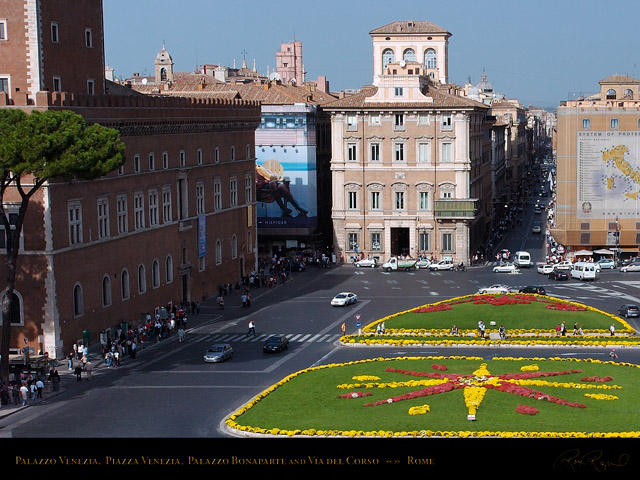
577,131,640,219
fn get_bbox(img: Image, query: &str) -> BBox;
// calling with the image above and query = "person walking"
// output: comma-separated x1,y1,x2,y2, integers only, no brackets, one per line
35,379,44,398
19,382,28,406
609,349,619,361
84,360,93,380
247,320,256,337
74,364,82,381
67,351,74,370
49,368,60,392
340,322,346,336
178,326,185,343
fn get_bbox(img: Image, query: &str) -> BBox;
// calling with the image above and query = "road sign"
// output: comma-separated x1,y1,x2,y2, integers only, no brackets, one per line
354,314,361,321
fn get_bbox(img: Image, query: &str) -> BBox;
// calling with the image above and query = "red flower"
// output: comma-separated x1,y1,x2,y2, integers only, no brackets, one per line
431,364,448,371
516,405,539,415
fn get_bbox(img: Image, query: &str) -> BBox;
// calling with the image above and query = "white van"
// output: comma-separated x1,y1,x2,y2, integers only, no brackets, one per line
571,262,597,281
514,251,531,268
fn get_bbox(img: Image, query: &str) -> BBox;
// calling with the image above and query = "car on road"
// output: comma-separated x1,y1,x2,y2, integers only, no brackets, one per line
618,304,640,318
428,260,454,271
203,343,233,363
416,259,431,269
595,258,615,270
531,225,542,234
519,285,547,295
331,292,358,306
493,262,519,273
621,262,640,273
353,258,378,268
263,335,289,353
549,269,569,281
534,206,542,214
478,284,511,294
553,261,573,271
537,264,555,274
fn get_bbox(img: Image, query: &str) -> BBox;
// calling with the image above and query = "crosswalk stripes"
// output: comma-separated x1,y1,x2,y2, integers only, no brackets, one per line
191,332,341,344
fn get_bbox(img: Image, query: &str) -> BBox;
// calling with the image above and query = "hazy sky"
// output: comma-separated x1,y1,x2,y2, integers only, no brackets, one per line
103,0,640,110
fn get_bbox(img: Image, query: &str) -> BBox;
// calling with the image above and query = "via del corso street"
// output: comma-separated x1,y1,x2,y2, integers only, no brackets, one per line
2,191,640,439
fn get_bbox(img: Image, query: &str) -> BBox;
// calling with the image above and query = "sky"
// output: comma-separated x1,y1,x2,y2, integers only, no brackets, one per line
103,0,640,111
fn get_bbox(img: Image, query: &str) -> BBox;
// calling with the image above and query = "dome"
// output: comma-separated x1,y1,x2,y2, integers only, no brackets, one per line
156,45,173,64
476,72,493,93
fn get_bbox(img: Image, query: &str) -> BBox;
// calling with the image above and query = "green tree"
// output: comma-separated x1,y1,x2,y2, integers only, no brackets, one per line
0,109,125,380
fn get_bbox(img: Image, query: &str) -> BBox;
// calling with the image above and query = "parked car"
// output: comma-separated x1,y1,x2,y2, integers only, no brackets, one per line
353,258,378,268
428,260,454,271
263,335,289,353
595,258,616,270
621,263,640,273
549,269,569,281
618,304,640,318
331,292,358,306
416,259,431,269
478,284,511,294
519,285,547,295
531,225,542,234
537,264,555,275
203,344,233,363
493,263,519,273
534,207,542,214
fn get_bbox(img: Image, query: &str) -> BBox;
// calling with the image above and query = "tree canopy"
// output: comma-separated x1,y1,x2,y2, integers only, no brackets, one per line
0,108,126,380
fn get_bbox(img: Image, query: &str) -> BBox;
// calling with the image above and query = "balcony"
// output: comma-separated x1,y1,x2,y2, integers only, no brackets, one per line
434,199,478,220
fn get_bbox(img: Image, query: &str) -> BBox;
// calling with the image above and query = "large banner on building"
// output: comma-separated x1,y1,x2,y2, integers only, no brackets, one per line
577,131,640,219
255,145,317,229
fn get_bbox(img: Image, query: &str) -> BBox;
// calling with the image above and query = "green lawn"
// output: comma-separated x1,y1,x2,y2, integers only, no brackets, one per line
227,357,640,437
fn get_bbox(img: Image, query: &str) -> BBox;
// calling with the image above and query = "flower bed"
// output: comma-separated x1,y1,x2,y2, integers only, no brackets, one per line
225,356,640,438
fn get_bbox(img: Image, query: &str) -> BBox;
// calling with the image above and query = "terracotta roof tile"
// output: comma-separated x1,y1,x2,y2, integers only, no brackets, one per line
369,20,450,36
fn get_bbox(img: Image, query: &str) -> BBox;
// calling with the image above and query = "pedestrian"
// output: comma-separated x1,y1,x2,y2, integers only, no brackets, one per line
218,296,224,310
555,324,561,336
376,323,381,334
609,348,619,361
106,351,113,368
561,322,566,336
29,382,37,402
340,322,346,336
573,322,578,335
19,382,28,406
67,351,74,370
247,320,256,336
49,368,60,392
130,340,137,358
114,350,120,367
35,379,44,398
85,360,93,380
380,322,385,334
246,292,251,307
609,324,615,336
74,364,82,381
241,293,247,307
178,326,185,342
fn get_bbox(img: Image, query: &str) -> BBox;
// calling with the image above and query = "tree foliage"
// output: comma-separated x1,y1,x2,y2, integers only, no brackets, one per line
0,108,126,380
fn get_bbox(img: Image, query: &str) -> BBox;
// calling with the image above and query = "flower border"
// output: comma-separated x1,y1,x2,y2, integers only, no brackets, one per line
224,355,640,438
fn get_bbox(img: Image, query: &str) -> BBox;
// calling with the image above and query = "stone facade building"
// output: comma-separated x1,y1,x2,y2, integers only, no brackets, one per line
323,21,491,264
554,75,640,260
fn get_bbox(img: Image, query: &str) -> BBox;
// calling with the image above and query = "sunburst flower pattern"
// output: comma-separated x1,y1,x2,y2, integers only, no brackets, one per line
350,362,622,418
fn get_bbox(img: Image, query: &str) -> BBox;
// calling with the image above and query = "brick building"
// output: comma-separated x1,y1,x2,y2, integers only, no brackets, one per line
0,0,260,359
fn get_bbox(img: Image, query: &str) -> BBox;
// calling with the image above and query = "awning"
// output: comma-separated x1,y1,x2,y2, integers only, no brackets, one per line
594,249,615,255
573,250,593,256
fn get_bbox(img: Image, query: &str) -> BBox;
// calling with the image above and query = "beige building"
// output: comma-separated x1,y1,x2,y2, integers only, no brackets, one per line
554,75,640,259
324,21,490,264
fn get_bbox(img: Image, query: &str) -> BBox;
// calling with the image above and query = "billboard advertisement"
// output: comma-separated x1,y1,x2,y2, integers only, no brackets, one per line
255,145,317,229
577,131,640,218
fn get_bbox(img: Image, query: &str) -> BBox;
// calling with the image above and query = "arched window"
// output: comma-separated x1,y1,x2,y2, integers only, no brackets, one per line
73,284,84,317
623,89,633,99
403,48,416,62
165,255,173,283
152,259,160,288
160,67,167,82
102,275,111,307
0,290,23,325
216,239,222,265
382,48,395,70
138,264,146,293
606,89,617,100
232,235,238,259
424,48,437,69
121,269,130,300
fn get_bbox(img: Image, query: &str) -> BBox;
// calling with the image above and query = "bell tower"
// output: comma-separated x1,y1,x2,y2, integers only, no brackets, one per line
154,44,174,83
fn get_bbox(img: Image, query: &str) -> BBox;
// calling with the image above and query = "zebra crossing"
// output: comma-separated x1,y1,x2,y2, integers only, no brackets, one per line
189,332,341,345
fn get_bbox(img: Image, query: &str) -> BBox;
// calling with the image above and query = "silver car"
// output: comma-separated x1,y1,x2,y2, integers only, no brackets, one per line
204,343,233,363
